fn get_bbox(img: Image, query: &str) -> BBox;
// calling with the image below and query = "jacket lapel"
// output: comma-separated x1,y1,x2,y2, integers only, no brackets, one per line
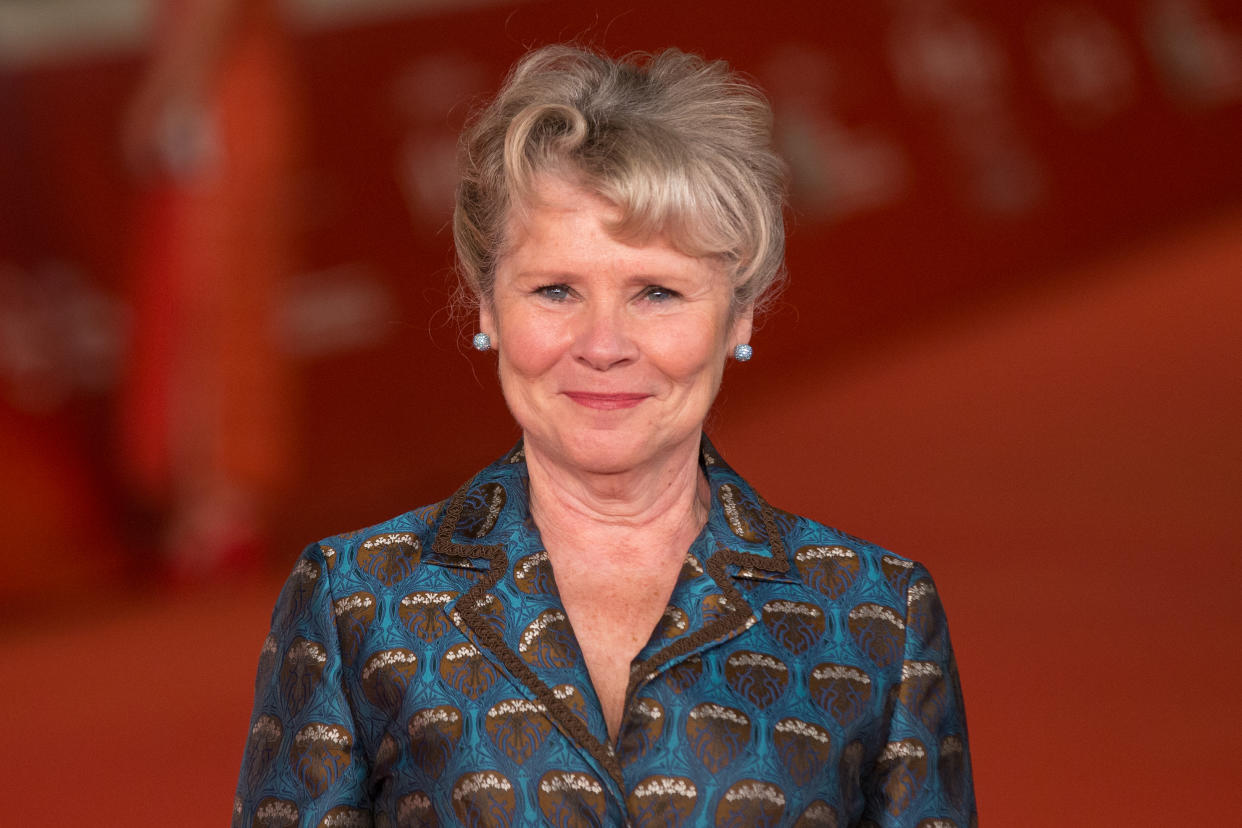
429,451,624,791
626,439,794,700
424,438,793,795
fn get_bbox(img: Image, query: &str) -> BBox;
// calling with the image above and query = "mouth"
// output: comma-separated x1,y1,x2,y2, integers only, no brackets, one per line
563,392,650,410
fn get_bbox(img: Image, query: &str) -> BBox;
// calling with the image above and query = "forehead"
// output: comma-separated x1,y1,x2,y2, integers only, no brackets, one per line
500,176,726,282
504,175,618,244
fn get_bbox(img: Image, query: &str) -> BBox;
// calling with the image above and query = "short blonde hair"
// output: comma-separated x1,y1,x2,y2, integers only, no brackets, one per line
454,44,787,313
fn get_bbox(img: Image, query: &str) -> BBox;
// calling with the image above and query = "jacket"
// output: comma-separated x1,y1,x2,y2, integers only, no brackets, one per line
234,439,976,827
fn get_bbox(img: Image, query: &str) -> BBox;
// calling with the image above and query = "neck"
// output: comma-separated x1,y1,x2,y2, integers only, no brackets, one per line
524,437,708,568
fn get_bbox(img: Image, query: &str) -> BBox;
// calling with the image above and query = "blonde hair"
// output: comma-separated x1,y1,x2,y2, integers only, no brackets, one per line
454,44,787,313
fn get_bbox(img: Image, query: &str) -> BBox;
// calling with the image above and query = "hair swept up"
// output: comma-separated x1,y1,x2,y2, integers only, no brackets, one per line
454,44,787,314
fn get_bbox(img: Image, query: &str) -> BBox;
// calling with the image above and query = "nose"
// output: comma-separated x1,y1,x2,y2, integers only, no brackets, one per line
572,298,639,371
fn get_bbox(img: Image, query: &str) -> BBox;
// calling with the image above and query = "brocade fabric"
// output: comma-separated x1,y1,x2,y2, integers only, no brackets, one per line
234,439,976,826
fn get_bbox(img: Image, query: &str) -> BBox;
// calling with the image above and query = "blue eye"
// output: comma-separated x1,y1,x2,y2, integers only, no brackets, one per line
640,286,680,302
536,284,570,301
643,286,680,302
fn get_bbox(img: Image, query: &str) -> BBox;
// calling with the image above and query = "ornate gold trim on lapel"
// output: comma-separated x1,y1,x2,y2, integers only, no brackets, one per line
430,477,626,791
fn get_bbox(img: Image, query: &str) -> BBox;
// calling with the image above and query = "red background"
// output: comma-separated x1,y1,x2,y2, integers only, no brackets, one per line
1,1,1240,824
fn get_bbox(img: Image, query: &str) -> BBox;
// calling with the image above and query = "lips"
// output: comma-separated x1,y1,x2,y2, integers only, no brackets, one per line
563,392,650,410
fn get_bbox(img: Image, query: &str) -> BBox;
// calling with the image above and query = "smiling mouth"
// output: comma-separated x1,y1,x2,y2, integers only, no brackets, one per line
563,392,650,410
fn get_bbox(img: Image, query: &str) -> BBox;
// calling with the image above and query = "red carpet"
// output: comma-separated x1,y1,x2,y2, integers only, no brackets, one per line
1,577,280,827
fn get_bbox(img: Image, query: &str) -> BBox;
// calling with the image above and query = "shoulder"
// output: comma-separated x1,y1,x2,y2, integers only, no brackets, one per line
776,509,930,604
765,509,954,667
293,447,529,596
701,438,934,608
288,499,454,602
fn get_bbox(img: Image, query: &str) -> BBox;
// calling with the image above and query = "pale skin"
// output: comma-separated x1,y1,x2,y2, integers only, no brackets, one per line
480,176,752,741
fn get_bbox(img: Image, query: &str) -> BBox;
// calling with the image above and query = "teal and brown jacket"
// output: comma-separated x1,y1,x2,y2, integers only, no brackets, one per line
235,439,976,827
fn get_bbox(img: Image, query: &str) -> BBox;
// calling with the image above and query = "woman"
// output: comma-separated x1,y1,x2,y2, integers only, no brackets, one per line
235,45,975,827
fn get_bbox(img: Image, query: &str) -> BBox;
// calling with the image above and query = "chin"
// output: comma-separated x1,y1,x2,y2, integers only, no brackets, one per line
560,440,644,475
546,428,696,477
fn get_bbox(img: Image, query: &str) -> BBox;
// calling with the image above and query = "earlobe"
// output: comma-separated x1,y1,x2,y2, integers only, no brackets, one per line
478,302,497,349
729,306,755,362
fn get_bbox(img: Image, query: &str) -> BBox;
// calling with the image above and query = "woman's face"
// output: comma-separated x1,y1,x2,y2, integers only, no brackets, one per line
481,176,752,477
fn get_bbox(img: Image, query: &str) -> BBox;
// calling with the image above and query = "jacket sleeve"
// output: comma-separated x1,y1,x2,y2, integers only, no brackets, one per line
232,542,373,827
862,566,977,827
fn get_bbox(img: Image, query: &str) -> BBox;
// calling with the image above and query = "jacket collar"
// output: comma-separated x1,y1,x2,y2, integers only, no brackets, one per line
427,436,790,794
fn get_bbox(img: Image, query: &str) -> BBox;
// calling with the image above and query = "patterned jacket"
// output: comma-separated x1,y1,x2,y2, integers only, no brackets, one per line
234,439,976,827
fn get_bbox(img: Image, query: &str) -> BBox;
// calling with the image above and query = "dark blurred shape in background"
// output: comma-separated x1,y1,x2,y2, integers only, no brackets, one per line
117,0,299,583
1,1,1239,825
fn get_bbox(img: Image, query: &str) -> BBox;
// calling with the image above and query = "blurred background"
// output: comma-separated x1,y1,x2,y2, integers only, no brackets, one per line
1,0,1239,824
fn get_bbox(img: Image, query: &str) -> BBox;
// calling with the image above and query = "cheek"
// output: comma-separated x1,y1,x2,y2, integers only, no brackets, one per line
646,318,730,385
497,315,566,381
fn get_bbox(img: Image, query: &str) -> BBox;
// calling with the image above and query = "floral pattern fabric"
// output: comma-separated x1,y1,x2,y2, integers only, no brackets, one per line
234,439,976,827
